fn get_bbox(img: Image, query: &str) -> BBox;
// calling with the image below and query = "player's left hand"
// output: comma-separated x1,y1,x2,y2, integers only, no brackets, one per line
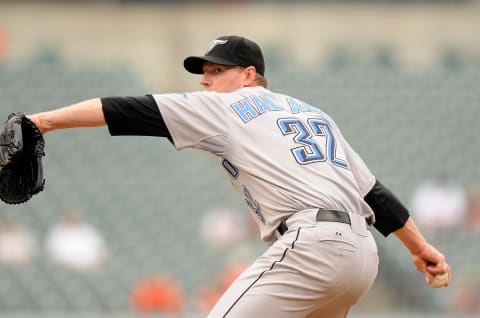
0,113,46,204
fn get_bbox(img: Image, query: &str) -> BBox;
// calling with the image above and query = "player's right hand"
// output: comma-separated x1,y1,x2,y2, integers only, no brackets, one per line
411,242,451,287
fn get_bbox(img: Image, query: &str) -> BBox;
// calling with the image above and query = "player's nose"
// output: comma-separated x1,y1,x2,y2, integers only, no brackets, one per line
200,74,210,89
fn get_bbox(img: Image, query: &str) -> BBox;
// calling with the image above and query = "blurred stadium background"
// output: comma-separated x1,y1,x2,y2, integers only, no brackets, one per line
0,0,479,317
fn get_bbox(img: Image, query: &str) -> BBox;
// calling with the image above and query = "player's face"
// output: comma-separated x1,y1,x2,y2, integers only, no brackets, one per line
200,63,248,93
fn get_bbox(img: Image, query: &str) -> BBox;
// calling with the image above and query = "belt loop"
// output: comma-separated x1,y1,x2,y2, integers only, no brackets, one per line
349,213,369,237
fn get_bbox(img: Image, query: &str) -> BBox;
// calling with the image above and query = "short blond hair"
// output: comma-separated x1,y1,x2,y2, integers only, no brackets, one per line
255,73,268,88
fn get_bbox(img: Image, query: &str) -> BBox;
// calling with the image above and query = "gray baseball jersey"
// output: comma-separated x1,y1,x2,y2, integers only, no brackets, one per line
153,86,376,244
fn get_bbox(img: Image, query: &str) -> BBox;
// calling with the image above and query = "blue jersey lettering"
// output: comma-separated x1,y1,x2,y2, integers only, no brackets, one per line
232,99,259,123
251,95,269,114
259,95,283,111
287,97,309,114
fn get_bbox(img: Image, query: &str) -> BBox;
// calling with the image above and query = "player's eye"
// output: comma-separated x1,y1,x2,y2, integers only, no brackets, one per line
204,68,221,75
203,64,232,75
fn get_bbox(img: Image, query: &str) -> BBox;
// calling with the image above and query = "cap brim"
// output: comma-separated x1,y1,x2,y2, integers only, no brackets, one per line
183,56,238,74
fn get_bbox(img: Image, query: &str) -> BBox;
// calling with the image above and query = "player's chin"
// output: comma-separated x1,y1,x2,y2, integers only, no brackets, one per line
203,84,220,92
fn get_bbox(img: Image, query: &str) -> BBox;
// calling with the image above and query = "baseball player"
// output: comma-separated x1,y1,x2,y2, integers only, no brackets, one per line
27,35,451,317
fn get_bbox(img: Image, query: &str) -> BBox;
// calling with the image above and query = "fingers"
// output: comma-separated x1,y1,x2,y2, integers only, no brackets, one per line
425,262,447,275
411,243,452,287
444,263,452,287
424,261,452,287
427,265,451,288
424,271,435,284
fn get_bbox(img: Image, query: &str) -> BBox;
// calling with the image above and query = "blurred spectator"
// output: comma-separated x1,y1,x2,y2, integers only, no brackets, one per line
450,271,480,314
0,28,7,62
199,205,249,248
410,176,467,230
464,184,480,231
195,262,248,314
0,216,36,267
131,275,183,315
45,211,108,272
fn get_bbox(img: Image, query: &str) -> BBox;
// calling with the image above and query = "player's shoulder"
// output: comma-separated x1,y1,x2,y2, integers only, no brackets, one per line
189,86,273,103
235,86,270,94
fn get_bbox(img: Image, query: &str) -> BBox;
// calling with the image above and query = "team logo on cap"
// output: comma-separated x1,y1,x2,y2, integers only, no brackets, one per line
206,39,228,54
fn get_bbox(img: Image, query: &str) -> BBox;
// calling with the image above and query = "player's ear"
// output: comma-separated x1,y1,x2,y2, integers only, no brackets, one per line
243,66,257,86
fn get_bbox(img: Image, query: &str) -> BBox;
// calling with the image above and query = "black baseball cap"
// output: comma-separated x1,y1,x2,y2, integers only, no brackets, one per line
184,35,265,76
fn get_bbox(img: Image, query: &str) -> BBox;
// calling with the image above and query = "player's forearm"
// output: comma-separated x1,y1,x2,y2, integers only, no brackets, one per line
393,217,428,255
28,98,106,134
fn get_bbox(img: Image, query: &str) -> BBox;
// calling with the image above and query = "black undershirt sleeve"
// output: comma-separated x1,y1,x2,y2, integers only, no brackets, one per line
101,95,172,142
364,179,410,237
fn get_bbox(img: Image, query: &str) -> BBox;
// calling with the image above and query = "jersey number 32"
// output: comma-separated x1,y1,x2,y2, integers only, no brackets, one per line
277,118,348,168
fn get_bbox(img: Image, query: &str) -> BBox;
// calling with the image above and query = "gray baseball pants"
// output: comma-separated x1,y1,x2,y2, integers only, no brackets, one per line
208,208,379,318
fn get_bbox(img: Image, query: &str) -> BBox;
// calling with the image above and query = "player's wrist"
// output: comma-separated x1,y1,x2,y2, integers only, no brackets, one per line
409,240,429,257
27,113,48,135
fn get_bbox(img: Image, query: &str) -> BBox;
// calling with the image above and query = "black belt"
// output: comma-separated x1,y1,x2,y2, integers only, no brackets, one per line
277,209,359,236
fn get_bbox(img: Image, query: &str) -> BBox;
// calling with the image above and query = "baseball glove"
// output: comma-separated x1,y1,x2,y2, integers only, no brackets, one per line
0,113,45,204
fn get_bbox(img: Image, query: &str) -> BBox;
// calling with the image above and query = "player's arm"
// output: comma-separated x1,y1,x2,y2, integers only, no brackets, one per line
364,179,410,237
28,98,106,134
393,217,451,285
101,95,172,141
28,95,172,140
364,179,451,285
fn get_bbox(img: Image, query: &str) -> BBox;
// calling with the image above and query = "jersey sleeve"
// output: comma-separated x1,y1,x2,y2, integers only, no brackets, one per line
152,92,230,154
341,135,376,197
